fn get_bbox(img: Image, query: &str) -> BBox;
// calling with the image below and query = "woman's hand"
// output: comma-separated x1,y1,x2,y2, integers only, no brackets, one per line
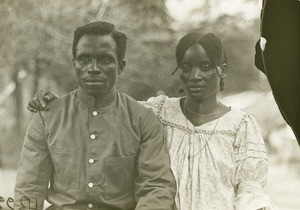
27,90,58,112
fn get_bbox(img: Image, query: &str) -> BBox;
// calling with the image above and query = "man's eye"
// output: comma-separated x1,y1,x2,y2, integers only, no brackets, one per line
77,56,91,65
101,56,113,64
201,64,211,71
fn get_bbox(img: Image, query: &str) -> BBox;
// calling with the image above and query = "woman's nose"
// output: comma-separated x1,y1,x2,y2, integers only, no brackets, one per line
190,67,202,79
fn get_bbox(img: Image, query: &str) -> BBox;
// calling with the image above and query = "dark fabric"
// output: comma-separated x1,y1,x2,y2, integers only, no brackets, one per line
14,87,176,210
257,0,300,144
254,40,266,74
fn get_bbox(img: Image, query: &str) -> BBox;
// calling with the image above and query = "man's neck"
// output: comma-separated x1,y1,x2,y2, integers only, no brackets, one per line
94,86,117,108
78,86,117,108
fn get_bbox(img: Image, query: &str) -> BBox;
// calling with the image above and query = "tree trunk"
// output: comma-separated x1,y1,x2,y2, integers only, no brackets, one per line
12,65,23,138
32,55,40,97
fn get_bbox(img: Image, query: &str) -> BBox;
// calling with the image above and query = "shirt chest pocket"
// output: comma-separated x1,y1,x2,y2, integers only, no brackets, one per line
104,156,136,199
50,146,81,189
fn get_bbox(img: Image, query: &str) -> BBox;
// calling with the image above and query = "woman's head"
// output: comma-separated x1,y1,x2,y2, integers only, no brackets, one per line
176,33,225,68
175,33,228,100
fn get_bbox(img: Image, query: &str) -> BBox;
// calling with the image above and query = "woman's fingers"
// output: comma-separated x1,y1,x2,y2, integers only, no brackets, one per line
27,99,38,112
27,102,37,112
36,90,47,108
32,95,44,110
44,91,58,103
27,90,58,112
27,90,48,112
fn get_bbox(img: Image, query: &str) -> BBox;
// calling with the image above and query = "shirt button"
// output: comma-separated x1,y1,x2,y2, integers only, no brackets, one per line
88,203,93,208
88,159,94,164
90,134,96,140
92,111,98,116
88,182,94,188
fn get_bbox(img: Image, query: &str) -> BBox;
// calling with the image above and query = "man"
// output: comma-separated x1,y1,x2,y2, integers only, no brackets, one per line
14,21,176,210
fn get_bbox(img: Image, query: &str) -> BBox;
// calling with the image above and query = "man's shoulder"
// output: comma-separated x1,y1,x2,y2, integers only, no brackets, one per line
117,92,154,116
47,90,76,111
117,92,162,136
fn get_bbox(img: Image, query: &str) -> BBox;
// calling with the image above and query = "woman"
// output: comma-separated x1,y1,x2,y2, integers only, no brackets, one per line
28,33,275,210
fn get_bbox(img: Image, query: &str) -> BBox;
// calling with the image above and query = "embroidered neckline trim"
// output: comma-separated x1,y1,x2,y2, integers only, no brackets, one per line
156,97,247,135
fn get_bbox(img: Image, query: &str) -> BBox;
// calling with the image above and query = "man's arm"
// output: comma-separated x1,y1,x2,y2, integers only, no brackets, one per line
14,112,53,210
134,110,176,210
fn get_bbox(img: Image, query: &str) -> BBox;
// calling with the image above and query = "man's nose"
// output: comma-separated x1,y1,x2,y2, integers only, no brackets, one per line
88,59,101,74
190,67,202,79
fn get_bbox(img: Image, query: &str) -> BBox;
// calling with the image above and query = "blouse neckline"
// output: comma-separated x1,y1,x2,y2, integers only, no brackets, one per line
177,97,233,129
156,96,238,134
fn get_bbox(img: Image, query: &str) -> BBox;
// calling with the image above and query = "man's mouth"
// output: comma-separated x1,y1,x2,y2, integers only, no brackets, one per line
84,81,105,85
84,79,106,86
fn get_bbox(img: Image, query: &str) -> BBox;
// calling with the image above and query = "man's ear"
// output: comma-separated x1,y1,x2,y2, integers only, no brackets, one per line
217,63,227,79
118,59,126,75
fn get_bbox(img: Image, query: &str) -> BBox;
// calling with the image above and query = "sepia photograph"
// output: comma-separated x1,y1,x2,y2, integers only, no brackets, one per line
0,0,299,209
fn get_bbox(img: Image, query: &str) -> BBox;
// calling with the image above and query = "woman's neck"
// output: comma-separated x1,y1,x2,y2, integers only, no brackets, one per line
185,96,219,116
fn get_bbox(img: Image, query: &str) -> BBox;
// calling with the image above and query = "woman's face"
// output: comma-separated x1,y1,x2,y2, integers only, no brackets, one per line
179,44,220,101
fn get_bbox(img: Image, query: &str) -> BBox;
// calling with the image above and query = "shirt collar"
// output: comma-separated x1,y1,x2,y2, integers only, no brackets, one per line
77,86,117,109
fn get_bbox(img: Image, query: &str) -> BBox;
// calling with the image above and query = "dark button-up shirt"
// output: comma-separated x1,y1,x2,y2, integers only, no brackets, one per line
14,87,176,210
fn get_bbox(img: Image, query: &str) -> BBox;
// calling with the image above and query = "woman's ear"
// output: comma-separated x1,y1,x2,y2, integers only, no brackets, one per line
217,63,227,79
118,59,126,75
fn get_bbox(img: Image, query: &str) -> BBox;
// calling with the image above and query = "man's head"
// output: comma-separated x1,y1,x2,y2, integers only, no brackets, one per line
72,21,127,63
72,21,127,97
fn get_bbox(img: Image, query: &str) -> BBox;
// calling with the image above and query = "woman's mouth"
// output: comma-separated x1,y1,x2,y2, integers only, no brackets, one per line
188,85,205,91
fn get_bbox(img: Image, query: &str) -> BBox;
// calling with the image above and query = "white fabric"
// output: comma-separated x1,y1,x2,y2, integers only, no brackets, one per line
259,37,267,51
141,95,277,210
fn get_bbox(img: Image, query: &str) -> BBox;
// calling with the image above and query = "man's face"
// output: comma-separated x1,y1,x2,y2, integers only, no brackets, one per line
74,34,121,97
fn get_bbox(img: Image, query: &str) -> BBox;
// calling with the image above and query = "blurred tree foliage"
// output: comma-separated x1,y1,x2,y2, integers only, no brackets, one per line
0,0,268,167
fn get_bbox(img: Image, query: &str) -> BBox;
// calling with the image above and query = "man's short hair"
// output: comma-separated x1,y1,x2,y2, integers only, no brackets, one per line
72,21,127,62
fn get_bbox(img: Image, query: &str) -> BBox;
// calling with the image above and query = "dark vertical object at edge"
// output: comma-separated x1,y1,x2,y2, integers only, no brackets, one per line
255,0,300,145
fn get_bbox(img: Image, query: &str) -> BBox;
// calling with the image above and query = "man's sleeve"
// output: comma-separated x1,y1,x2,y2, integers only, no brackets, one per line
134,109,176,210
14,112,53,210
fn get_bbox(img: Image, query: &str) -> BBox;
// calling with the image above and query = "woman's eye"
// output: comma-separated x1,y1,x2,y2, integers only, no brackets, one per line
181,64,192,72
77,56,91,65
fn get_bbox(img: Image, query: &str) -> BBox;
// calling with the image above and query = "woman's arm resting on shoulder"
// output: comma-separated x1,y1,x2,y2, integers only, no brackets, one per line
27,90,59,112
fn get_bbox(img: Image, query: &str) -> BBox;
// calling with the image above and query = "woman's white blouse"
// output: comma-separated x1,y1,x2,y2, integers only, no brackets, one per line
141,95,276,210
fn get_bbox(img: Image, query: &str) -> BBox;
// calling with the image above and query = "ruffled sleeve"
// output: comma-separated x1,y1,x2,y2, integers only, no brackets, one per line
139,95,166,115
234,114,277,210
